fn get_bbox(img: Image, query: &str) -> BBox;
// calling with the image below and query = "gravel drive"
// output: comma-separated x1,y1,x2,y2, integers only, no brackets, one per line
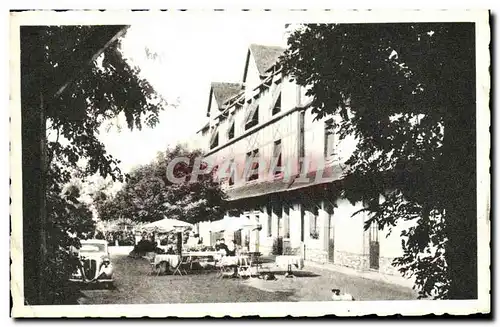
79,252,417,304
79,253,292,304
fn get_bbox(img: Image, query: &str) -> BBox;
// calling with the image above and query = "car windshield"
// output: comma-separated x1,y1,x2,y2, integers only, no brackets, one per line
80,243,106,253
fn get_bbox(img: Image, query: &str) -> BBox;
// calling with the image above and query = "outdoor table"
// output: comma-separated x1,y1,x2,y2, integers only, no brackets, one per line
154,254,180,274
183,251,222,263
182,251,221,260
219,255,251,277
275,255,304,278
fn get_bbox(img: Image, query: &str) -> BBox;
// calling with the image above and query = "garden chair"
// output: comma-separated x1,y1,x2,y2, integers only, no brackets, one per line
237,256,252,278
144,252,160,276
189,255,201,271
172,255,191,276
216,260,234,279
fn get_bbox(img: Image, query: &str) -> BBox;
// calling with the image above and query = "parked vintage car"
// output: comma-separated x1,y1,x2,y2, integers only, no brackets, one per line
70,239,114,287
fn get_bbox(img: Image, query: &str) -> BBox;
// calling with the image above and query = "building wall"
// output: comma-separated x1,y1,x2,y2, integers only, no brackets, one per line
205,79,303,186
332,199,367,270
194,46,410,281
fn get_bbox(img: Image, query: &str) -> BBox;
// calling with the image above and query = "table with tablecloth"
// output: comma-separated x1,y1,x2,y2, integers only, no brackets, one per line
275,255,304,276
182,251,222,261
154,254,180,268
219,255,250,266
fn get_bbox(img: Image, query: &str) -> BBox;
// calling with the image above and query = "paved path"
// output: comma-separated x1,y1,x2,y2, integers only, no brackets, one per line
79,252,417,304
245,265,417,301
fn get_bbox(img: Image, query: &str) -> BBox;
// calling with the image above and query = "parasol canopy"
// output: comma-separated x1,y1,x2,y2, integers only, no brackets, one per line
141,218,193,233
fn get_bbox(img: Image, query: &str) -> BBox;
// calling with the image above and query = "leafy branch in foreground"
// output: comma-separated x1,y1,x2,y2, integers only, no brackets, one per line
22,25,168,304
281,23,475,299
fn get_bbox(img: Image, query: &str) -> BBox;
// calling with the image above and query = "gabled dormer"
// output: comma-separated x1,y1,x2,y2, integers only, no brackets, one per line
206,82,243,119
242,44,285,92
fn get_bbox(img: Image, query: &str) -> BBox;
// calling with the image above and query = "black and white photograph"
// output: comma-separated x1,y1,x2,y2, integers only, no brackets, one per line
9,9,490,317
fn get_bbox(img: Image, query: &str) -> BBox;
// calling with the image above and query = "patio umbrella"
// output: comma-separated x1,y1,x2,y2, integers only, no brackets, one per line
142,218,193,233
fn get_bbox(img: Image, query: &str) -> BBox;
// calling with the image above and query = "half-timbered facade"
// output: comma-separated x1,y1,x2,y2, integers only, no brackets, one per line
195,44,411,278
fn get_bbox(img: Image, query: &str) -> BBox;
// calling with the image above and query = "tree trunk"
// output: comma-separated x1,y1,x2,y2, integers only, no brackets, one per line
21,28,44,304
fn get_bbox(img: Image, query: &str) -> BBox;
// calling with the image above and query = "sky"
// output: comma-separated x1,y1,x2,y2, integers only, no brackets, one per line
98,19,288,173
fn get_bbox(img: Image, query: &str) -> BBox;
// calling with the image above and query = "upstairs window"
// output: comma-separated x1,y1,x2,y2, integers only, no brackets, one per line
246,149,259,181
273,139,282,176
228,159,235,186
244,100,259,130
324,118,336,158
275,94,282,114
227,119,235,140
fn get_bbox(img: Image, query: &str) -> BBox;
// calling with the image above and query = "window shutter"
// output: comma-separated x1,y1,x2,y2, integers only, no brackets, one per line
251,150,259,170
227,113,235,127
244,99,259,125
227,114,235,139
273,140,282,175
269,82,282,113
209,124,219,147
273,140,282,158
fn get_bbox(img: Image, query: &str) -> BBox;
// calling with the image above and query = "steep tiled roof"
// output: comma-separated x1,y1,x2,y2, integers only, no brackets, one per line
206,82,243,116
211,82,243,109
249,44,285,75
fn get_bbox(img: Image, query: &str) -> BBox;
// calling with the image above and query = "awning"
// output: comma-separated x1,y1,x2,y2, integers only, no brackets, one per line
209,216,261,232
225,164,346,201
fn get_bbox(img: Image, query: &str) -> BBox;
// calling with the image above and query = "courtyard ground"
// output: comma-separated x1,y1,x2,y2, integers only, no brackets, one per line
78,250,417,304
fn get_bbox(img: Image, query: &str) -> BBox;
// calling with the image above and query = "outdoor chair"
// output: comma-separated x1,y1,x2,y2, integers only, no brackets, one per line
237,256,252,278
216,260,235,279
144,252,160,276
172,255,192,276
189,255,201,270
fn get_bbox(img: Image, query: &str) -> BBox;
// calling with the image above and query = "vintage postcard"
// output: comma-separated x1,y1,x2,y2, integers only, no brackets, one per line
10,9,490,317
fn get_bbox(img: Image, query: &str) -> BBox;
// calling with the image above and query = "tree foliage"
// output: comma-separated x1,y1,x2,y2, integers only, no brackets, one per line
23,25,167,186
43,180,95,304
281,23,476,299
21,25,166,304
96,145,227,225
